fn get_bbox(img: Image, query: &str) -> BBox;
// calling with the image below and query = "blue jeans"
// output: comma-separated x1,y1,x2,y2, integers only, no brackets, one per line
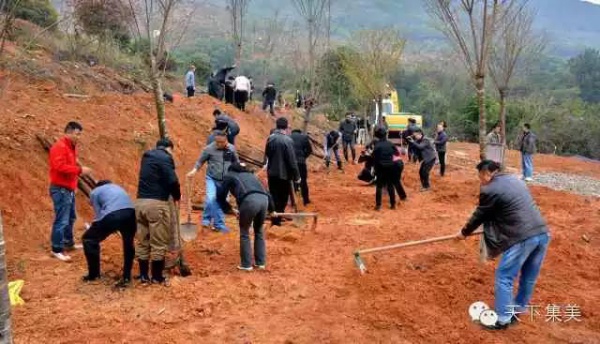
495,232,550,324
50,185,76,253
202,175,227,231
325,147,341,164
521,153,533,178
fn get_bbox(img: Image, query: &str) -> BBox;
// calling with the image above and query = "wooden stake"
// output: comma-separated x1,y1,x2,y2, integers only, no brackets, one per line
0,212,13,344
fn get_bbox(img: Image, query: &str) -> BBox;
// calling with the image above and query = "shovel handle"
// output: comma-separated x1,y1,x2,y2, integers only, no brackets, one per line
356,230,483,255
271,212,317,217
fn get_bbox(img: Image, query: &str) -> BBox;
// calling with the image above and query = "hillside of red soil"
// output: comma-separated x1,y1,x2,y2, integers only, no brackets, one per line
1,67,599,344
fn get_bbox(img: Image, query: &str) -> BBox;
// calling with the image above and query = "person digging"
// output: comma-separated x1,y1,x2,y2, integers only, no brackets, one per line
217,162,275,271
82,180,136,288
457,160,550,330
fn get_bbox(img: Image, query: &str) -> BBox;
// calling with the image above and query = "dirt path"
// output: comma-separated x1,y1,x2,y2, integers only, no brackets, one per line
1,81,599,343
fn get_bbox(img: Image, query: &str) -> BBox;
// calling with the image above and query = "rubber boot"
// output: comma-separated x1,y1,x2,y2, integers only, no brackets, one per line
137,259,150,284
151,259,167,285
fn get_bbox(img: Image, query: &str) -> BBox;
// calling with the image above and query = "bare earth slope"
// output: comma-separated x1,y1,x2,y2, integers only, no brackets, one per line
1,70,599,343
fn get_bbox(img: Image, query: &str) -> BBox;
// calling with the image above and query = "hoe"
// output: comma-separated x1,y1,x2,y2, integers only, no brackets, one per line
353,230,483,274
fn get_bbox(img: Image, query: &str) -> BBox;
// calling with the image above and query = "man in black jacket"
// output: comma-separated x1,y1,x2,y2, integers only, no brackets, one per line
213,109,240,145
408,129,436,191
324,130,343,170
262,83,277,116
135,138,181,285
339,113,358,164
217,163,275,271
291,129,313,205
264,117,300,226
372,127,407,210
457,160,550,330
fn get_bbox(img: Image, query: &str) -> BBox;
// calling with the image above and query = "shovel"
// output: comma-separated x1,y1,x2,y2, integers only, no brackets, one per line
180,178,198,242
353,230,483,274
270,212,318,231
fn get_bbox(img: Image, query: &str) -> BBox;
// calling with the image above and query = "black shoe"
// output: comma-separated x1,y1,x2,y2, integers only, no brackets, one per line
82,274,101,282
114,278,131,289
151,260,167,285
374,205,381,211
390,204,396,210
482,321,510,330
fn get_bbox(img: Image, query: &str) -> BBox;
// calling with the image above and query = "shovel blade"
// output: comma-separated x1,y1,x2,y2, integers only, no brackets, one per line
180,222,198,242
354,253,367,274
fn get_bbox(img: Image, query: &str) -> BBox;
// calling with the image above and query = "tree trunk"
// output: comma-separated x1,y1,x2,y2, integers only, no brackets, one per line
0,212,12,344
476,76,486,160
150,57,168,139
302,104,312,133
377,96,384,125
305,19,315,132
499,88,507,165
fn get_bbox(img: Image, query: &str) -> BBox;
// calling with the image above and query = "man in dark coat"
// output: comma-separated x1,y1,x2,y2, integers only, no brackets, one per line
263,117,300,226
339,113,358,164
458,160,550,330
290,129,313,205
407,129,436,191
262,83,277,116
217,163,275,271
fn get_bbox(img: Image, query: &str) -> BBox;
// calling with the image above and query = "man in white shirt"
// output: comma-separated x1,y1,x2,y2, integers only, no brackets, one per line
233,75,251,111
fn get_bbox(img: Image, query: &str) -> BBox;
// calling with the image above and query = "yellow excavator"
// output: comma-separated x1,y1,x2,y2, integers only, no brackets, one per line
373,88,423,145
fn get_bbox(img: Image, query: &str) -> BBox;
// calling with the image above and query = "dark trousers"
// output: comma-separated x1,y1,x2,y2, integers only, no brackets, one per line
263,99,275,115
420,159,436,189
238,194,268,268
186,86,195,97
83,208,137,280
295,163,310,205
225,86,234,104
438,150,446,176
375,164,407,207
268,177,291,226
342,138,356,162
234,90,248,111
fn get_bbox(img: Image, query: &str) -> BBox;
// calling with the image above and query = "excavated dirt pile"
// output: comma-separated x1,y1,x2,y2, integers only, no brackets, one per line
1,67,599,343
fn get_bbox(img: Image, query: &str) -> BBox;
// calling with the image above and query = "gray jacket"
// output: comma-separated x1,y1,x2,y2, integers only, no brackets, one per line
461,173,548,258
91,183,134,222
194,142,239,181
412,137,437,163
339,119,357,141
518,132,537,154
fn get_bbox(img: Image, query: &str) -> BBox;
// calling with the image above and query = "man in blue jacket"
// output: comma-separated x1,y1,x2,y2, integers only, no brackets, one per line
457,160,550,330
82,180,136,288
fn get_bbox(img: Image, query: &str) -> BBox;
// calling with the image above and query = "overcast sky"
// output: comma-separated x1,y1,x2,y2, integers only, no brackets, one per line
582,0,600,4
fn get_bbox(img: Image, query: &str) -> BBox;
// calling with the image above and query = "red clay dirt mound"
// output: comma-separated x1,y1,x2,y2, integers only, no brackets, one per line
1,71,599,343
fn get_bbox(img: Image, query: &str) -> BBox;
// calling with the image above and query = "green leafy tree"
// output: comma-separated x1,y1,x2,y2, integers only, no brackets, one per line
569,48,600,103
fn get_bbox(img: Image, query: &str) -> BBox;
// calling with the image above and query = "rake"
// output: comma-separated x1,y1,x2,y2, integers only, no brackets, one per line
353,230,483,274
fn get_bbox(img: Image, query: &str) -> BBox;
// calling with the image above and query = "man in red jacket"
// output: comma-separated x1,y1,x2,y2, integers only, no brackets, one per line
49,122,92,262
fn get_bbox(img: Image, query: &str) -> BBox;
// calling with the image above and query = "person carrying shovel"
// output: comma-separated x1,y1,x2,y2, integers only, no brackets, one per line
217,162,275,271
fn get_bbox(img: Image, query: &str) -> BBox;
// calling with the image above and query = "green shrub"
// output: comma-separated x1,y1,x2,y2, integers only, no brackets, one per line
8,0,58,28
